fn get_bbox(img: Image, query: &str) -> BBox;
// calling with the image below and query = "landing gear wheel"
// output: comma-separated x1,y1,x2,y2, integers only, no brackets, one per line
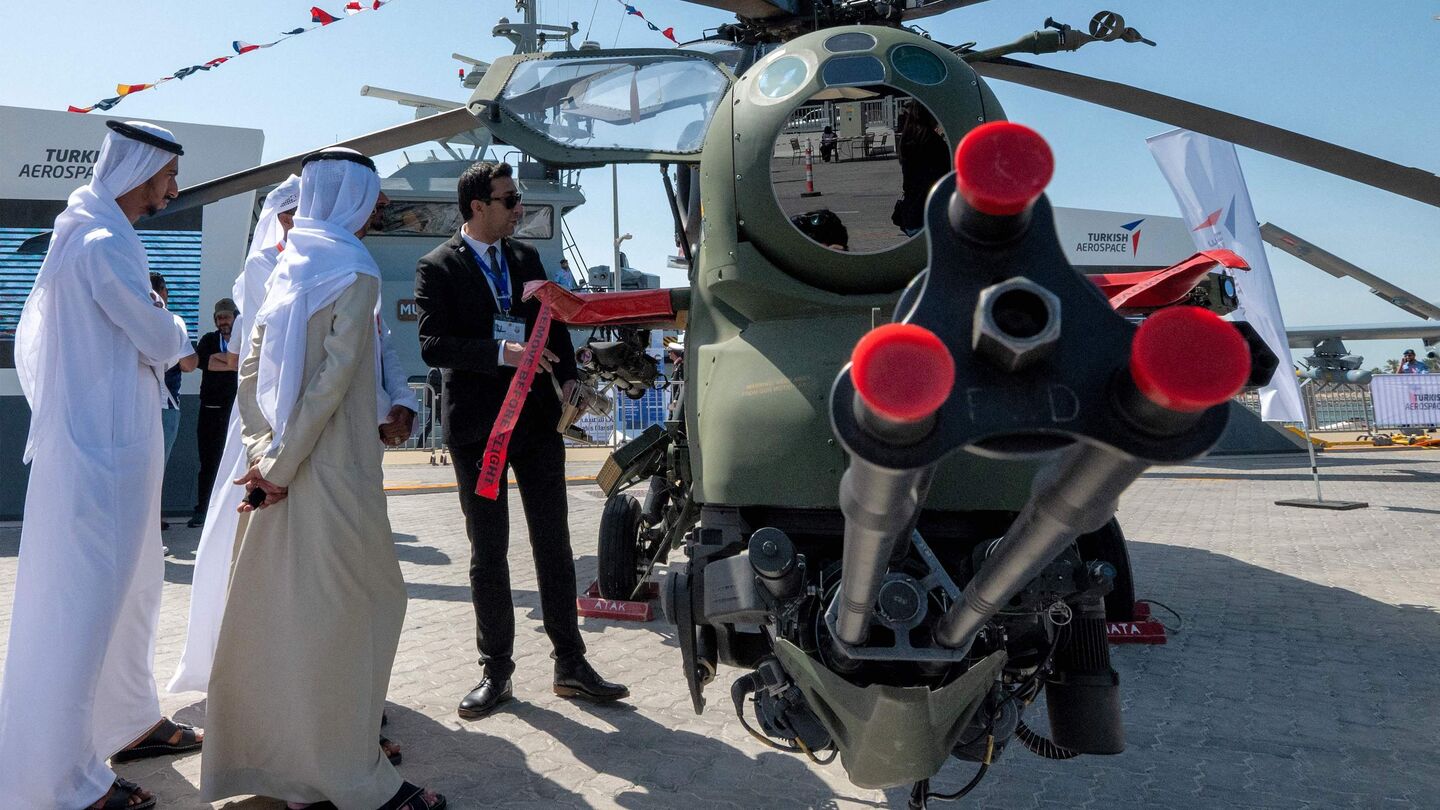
597,494,643,599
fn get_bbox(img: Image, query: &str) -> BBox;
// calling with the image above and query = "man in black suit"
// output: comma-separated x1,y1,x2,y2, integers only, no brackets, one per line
415,161,628,719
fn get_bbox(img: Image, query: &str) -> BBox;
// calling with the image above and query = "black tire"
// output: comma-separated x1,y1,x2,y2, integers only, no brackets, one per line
1075,518,1136,623
597,494,643,599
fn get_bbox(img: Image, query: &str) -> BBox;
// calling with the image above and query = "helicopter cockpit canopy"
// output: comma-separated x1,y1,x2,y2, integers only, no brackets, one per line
471,50,734,165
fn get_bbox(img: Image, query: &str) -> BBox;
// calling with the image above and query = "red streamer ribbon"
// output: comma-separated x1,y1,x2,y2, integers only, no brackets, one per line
475,301,553,500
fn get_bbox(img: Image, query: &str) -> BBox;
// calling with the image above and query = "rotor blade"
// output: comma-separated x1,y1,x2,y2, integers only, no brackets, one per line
168,107,480,215
902,0,995,23
970,58,1440,208
1260,223,1440,321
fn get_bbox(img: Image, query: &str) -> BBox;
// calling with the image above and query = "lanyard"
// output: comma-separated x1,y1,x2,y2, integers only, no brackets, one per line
219,333,229,354
476,244,511,313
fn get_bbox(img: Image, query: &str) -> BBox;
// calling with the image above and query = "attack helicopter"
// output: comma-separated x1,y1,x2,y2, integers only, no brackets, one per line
165,0,1440,803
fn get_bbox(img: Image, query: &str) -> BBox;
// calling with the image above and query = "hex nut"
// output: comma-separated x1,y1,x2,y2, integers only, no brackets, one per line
972,278,1062,371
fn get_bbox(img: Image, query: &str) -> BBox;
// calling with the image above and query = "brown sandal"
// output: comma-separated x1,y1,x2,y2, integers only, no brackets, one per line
94,777,156,810
112,717,202,762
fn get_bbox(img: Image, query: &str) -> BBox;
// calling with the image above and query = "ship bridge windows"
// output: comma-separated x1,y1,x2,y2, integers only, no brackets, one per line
514,205,553,240
376,200,552,242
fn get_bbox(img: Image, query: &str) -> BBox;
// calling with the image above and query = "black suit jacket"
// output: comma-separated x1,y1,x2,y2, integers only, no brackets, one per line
416,232,577,448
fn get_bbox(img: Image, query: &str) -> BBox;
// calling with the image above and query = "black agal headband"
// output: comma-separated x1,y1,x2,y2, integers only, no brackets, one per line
301,149,378,172
105,120,184,156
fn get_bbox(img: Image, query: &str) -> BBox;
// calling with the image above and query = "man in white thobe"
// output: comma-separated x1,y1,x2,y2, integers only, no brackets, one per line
0,121,200,809
200,147,442,810
168,175,302,696
169,182,418,699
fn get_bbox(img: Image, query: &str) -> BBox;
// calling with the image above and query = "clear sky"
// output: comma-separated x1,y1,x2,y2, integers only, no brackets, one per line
2,0,1436,367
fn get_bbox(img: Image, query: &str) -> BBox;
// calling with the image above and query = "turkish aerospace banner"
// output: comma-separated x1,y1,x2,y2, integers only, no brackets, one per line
1371,374,1440,428
1147,129,1305,423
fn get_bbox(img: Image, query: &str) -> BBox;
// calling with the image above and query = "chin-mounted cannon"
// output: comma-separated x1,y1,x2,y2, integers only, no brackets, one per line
665,122,1265,796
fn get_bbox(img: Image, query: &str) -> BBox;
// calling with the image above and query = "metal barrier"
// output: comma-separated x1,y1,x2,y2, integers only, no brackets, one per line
1305,384,1375,434
389,378,449,465
391,364,679,455
565,387,671,447
1233,382,1375,435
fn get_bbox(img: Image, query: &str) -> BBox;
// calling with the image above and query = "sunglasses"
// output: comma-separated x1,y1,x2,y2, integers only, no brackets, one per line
484,192,523,210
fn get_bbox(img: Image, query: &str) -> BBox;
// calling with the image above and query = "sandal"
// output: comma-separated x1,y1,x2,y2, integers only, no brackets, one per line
112,717,202,762
380,735,402,766
377,781,446,810
94,777,156,810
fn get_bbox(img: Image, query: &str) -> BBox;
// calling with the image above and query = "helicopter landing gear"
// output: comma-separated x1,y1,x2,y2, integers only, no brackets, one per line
597,494,643,599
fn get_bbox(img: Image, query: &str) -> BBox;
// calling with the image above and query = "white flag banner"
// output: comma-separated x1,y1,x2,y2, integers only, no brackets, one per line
1146,129,1305,423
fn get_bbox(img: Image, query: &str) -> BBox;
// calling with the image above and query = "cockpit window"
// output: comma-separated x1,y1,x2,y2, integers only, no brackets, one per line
499,54,730,154
681,40,747,73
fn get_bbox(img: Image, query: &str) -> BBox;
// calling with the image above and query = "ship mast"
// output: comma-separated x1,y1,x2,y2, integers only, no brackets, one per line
493,0,579,55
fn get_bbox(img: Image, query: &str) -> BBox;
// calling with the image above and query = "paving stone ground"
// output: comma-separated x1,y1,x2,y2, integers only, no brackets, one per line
2,449,1439,808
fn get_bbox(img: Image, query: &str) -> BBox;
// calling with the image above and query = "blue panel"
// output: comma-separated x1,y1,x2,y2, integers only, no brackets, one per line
824,32,877,53
0,227,204,355
821,56,886,88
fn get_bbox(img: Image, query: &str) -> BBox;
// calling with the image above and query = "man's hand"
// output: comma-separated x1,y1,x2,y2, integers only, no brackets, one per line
208,352,239,372
379,405,416,447
502,341,558,374
561,379,587,415
235,465,288,512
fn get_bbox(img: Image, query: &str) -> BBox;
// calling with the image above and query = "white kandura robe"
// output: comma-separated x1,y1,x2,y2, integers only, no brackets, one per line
167,243,281,694
168,241,416,694
200,274,405,807
0,190,190,804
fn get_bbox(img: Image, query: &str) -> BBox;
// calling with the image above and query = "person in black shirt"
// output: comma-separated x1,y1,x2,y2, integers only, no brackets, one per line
893,100,951,237
189,298,239,527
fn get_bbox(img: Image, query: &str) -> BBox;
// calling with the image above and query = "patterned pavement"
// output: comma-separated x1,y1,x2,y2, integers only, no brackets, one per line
2,449,1439,808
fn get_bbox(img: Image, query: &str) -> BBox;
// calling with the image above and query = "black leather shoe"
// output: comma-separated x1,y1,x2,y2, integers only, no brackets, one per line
554,660,629,702
458,677,512,719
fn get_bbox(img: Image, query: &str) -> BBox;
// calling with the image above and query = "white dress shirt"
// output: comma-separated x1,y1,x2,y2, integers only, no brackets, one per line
459,229,516,367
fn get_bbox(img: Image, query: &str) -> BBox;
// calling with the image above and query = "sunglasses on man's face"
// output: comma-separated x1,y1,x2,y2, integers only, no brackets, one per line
484,192,523,210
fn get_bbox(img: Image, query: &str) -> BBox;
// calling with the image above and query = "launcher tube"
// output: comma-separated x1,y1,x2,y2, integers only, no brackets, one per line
934,443,1146,651
834,457,931,644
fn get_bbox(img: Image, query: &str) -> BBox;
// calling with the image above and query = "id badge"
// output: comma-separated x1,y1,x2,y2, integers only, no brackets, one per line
493,315,526,342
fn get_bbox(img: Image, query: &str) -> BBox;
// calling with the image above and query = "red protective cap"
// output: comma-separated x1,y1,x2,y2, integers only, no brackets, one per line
1130,306,1251,413
954,122,1055,216
851,324,956,423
